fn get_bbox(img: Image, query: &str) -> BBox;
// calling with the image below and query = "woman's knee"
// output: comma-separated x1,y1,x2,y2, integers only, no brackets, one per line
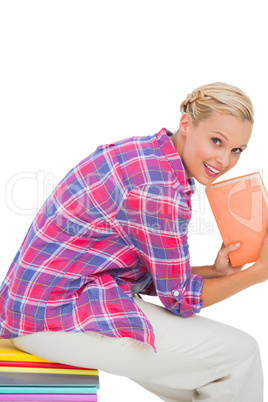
222,327,261,369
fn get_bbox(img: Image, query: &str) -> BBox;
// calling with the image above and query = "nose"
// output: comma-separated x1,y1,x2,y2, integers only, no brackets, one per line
215,150,230,168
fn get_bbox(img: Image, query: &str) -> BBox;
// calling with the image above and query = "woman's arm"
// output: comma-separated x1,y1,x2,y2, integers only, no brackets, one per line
201,230,268,308
192,265,221,279
201,263,260,307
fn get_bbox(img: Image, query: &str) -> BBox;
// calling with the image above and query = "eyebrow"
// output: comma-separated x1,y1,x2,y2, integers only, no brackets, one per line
211,131,247,148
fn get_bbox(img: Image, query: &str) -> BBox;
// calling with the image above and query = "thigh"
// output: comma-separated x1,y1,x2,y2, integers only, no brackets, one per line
135,296,256,361
11,329,155,379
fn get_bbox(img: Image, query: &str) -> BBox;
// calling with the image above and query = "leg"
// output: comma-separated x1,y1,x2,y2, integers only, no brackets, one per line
133,297,263,402
11,296,263,401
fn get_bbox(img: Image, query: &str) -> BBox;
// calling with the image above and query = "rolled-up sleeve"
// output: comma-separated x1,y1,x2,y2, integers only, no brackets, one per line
115,183,204,317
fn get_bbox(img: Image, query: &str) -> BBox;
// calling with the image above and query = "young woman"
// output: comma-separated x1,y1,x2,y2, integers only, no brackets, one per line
0,82,267,401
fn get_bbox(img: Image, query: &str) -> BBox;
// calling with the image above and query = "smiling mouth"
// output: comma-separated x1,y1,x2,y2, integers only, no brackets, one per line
203,162,221,175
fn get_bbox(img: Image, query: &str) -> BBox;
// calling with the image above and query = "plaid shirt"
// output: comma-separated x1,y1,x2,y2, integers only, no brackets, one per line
0,128,203,349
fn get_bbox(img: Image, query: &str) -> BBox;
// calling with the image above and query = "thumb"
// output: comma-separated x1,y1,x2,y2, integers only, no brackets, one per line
220,242,241,256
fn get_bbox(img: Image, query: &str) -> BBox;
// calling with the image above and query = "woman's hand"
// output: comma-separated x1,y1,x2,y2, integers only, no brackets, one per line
212,242,244,277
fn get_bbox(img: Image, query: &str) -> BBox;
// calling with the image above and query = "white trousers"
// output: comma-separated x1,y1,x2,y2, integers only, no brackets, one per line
11,296,263,402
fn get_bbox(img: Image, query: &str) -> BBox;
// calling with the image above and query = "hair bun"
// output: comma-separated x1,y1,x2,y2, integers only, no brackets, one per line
186,89,206,104
180,89,206,112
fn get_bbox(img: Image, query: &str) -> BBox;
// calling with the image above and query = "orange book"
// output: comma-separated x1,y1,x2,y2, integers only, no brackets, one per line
205,172,268,267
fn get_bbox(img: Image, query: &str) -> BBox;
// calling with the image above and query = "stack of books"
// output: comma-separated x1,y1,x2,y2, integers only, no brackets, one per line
0,339,99,401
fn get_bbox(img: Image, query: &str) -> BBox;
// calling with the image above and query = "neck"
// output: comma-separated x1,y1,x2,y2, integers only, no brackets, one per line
171,130,182,156
170,131,191,179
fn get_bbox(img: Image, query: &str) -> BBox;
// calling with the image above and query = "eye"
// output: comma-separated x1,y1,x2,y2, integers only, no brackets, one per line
211,137,222,146
232,148,243,154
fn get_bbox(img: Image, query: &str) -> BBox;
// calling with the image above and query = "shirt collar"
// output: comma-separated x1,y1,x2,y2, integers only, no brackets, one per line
156,128,196,196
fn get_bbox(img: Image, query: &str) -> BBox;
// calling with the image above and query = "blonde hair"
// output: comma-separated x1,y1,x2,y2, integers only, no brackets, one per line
180,82,254,125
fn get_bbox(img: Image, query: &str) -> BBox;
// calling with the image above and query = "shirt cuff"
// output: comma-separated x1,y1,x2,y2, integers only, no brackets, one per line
172,275,203,317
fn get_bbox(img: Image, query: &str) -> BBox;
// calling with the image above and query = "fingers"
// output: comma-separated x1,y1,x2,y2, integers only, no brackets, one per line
220,242,241,256
226,265,244,275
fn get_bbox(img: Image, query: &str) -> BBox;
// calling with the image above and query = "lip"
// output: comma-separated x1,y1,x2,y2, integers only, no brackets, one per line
203,162,221,177
206,162,221,171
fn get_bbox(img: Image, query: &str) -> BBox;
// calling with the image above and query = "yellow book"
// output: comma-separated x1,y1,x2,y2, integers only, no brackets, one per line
0,366,98,375
0,340,51,363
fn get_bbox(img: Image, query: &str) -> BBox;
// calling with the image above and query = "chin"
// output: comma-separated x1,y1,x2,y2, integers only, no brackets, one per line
193,173,218,186
193,166,228,186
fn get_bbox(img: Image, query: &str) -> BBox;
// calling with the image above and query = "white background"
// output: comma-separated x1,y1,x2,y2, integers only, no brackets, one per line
0,1,267,401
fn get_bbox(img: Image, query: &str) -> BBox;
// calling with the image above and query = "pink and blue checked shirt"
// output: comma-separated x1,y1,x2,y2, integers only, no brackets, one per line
0,128,203,349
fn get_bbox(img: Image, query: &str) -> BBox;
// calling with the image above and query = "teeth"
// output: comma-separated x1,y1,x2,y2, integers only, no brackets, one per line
204,163,220,174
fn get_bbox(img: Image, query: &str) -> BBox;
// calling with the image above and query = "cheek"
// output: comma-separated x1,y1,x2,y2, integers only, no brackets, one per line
220,157,240,176
229,155,240,168
196,143,214,161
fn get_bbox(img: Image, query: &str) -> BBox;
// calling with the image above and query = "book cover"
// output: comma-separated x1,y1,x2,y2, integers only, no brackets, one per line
0,360,92,370
0,366,98,376
205,172,268,267
0,340,51,363
0,395,97,402
0,386,99,394
0,372,99,386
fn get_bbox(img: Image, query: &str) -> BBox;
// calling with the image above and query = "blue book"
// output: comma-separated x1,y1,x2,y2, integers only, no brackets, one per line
0,386,99,394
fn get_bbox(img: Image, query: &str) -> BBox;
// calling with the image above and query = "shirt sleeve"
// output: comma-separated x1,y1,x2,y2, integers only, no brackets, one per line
115,183,203,317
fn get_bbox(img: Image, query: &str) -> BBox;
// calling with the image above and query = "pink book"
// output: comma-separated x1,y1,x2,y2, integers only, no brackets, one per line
0,360,90,370
0,395,97,401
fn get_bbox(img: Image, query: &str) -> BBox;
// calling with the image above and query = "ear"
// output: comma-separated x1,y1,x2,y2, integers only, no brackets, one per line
179,114,192,137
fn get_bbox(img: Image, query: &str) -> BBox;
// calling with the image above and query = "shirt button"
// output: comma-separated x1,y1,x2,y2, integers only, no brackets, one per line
173,290,179,297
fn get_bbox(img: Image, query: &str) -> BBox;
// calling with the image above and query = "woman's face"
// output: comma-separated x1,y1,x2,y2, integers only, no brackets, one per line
178,111,253,186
